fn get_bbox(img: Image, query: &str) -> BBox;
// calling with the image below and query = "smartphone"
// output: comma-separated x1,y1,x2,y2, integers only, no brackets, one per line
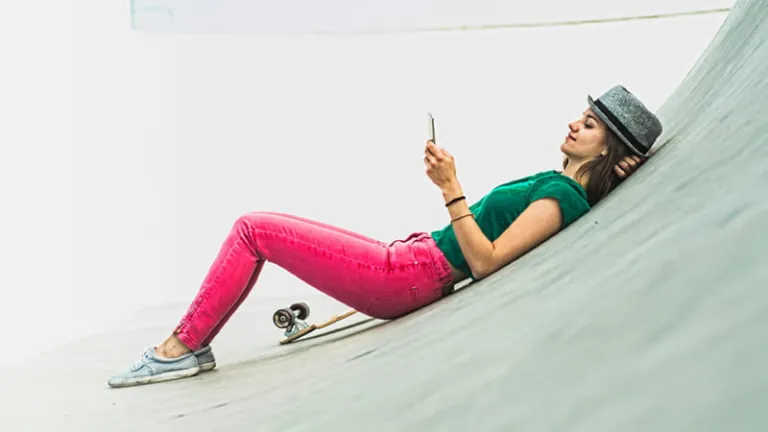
427,112,436,143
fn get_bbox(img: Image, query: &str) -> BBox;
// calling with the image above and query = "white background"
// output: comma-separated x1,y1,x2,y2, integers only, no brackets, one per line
0,0,731,367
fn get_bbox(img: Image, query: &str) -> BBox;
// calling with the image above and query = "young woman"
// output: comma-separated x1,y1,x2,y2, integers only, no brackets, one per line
108,85,662,388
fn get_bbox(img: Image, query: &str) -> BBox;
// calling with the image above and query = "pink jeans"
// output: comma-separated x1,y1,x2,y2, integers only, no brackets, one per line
175,211,455,350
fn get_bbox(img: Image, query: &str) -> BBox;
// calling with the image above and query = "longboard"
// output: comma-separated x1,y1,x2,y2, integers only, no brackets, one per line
272,302,358,345
279,310,358,345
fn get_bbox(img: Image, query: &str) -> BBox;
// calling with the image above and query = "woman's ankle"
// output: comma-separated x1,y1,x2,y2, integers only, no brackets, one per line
156,334,193,358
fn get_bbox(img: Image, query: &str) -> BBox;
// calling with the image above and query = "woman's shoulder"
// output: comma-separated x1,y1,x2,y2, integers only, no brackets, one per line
490,170,558,192
527,173,591,226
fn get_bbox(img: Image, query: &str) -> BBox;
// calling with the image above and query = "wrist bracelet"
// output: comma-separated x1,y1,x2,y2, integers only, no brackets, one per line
445,195,466,207
451,213,474,223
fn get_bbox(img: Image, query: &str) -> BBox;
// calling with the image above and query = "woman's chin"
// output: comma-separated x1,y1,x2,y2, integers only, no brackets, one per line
561,140,583,156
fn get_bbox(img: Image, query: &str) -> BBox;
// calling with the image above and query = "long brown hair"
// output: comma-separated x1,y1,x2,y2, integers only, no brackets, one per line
562,129,631,206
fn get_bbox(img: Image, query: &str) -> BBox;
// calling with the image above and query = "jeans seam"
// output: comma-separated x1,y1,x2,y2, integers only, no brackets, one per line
251,227,393,272
177,236,243,339
195,237,253,343
177,329,202,351
423,239,453,286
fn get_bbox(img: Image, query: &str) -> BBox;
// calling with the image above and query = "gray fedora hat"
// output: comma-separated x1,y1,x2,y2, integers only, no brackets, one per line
587,85,662,157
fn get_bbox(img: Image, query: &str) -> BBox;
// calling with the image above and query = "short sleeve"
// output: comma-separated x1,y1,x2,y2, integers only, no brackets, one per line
528,178,591,227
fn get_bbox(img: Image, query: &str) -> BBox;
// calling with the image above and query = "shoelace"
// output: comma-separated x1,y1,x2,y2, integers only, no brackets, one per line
130,347,153,371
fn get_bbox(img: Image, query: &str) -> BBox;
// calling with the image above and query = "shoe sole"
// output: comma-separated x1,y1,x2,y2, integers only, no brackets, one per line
198,361,216,372
108,366,201,388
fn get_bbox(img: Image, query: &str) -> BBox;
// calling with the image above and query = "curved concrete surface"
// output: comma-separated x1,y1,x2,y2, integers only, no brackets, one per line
4,0,768,430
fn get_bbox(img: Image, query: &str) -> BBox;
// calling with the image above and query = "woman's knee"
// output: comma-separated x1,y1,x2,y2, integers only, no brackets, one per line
231,212,273,247
231,212,295,256
234,211,279,232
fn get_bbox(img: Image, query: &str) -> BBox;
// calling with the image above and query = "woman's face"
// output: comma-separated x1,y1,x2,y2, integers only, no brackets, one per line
561,108,609,161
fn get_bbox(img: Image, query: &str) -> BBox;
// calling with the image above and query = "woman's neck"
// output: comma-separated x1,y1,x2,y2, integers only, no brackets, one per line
560,159,589,188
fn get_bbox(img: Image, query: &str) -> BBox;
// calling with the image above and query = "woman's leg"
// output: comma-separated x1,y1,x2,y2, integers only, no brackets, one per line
188,212,387,349
170,211,453,352
108,211,453,387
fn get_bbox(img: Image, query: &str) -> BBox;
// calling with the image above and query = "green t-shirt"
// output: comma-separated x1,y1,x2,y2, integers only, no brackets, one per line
430,170,591,279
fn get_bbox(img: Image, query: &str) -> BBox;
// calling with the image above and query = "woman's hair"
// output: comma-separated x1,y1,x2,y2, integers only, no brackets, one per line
562,128,632,206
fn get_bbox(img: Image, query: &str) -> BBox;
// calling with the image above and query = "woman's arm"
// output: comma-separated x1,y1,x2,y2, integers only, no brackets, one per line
423,140,563,280
439,181,493,279
442,182,562,280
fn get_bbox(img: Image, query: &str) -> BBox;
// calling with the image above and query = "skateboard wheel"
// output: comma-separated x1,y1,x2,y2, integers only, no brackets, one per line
272,308,295,329
290,302,310,320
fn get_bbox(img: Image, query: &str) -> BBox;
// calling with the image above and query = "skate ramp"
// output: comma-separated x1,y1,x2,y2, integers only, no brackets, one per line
4,0,768,430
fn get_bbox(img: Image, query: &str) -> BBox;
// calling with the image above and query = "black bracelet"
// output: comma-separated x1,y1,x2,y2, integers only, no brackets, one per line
445,195,466,207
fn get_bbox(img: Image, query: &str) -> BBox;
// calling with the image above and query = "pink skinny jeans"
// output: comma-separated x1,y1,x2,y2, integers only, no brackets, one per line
175,211,455,350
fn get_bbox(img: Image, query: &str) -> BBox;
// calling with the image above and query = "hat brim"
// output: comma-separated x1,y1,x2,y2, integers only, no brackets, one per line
588,95,649,157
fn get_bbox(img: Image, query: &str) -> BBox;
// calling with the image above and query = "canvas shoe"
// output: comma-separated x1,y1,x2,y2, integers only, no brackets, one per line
194,345,216,372
107,347,200,388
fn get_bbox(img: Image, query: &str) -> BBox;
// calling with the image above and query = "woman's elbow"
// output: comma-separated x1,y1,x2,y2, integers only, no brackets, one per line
471,260,496,280
472,251,522,280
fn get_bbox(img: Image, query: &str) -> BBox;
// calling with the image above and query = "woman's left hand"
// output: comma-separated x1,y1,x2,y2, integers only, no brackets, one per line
614,155,645,179
423,140,459,191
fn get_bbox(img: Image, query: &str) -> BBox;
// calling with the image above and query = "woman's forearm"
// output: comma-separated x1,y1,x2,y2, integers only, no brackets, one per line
441,182,494,279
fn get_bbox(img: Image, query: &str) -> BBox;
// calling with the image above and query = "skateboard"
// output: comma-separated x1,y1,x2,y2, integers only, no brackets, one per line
272,302,358,345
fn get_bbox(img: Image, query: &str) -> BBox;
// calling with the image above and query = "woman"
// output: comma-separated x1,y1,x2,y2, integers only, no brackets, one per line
108,85,662,388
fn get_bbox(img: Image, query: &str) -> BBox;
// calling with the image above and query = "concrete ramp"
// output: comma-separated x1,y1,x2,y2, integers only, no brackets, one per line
4,0,768,430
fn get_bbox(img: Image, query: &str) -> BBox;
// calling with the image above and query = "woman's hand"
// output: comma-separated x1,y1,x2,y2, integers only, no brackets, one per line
423,140,459,192
614,155,645,179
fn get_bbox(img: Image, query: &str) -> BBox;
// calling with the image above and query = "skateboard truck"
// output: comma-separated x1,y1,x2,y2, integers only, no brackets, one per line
272,302,311,338
272,302,360,344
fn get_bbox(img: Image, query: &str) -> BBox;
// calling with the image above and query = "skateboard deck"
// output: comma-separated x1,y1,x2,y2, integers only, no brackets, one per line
279,310,358,345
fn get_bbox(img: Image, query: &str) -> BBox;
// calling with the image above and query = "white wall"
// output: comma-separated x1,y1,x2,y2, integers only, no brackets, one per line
0,0,727,367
